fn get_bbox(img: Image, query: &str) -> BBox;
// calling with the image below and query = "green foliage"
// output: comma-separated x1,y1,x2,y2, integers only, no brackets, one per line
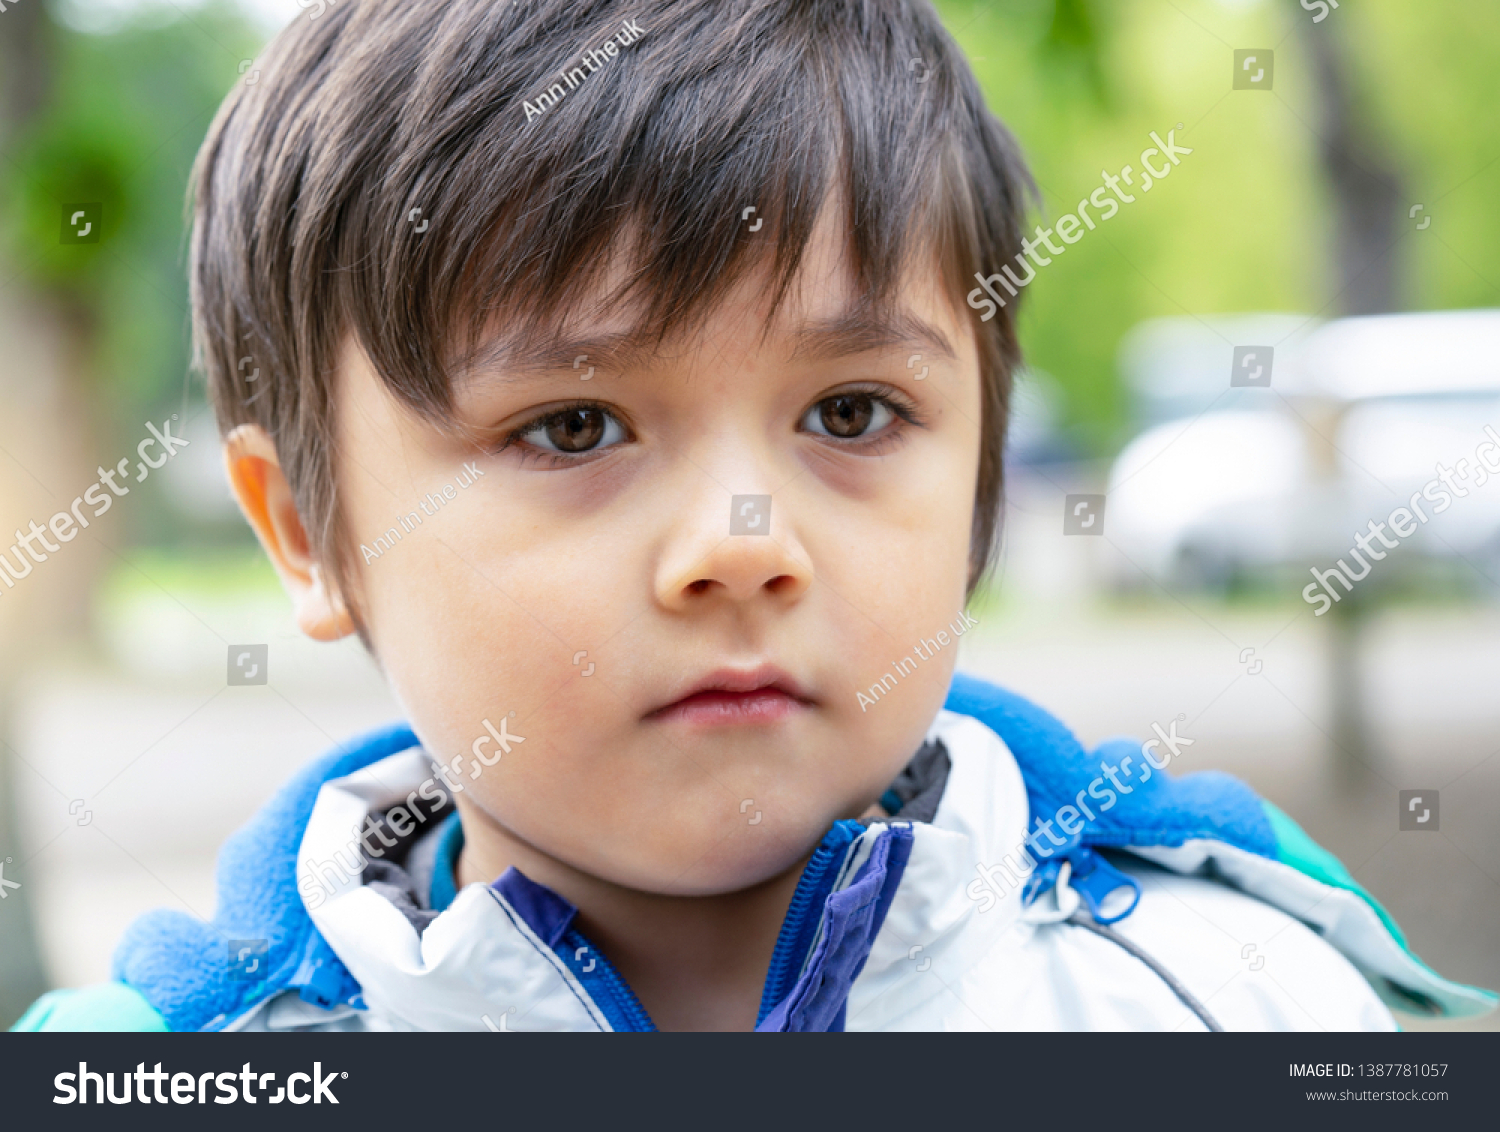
939,0,1500,453
1039,0,1110,107
1354,1,1500,312
1,2,261,408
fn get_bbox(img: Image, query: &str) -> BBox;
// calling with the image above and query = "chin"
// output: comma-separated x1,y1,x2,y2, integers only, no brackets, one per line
599,814,832,898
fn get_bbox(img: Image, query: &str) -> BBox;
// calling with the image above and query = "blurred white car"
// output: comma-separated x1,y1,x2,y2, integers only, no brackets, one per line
1105,310,1500,590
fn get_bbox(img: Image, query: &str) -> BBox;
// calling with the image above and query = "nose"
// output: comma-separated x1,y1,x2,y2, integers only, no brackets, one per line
655,490,813,612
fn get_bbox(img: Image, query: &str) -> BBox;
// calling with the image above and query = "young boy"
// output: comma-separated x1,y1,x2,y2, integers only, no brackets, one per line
16,0,1493,1032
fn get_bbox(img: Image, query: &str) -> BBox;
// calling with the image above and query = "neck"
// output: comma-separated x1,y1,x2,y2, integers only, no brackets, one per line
453,796,811,1031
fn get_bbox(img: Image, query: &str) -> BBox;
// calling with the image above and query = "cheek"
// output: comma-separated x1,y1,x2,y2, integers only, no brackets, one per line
802,437,978,786
811,429,977,618
357,511,620,759
354,496,689,849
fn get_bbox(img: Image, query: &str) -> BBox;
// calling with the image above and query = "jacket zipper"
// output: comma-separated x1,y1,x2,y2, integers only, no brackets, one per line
558,819,865,1031
754,820,864,1027
557,926,657,1032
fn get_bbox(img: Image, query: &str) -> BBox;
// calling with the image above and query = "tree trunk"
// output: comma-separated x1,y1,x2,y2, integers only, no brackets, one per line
0,0,65,1026
1301,11,1405,317
1299,11,1406,784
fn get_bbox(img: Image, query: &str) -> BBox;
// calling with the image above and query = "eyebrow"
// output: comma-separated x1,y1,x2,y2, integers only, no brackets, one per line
462,306,957,386
786,308,958,365
463,332,658,385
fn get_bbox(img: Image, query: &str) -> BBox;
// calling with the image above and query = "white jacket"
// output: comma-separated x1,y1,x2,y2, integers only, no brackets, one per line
228,712,1432,1031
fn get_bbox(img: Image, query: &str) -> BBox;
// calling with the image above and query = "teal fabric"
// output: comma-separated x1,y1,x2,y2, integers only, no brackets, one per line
11,983,168,1032
1265,800,1496,1014
1263,801,1410,947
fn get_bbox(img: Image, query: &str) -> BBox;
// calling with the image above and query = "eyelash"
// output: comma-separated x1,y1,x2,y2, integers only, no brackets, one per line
497,384,925,468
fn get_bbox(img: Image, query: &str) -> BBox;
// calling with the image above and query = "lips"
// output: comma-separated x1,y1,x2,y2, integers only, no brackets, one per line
646,664,814,727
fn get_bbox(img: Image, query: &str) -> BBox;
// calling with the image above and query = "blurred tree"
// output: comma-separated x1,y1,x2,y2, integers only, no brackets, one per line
1296,7,1405,783
0,0,259,1023
0,0,52,1031
5,2,262,417
1038,0,1110,109
0,0,54,1031
940,0,1500,451
1299,11,1403,317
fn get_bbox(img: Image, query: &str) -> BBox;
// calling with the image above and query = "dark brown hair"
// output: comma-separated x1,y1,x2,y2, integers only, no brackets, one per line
189,0,1033,618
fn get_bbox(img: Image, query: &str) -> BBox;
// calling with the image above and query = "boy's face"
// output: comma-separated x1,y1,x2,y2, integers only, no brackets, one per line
333,210,982,896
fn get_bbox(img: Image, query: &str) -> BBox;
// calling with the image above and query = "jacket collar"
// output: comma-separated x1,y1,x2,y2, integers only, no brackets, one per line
293,709,1013,1031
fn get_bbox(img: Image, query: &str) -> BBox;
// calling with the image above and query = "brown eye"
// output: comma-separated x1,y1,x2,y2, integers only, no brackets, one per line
510,402,628,461
544,407,607,452
819,394,875,438
800,390,901,442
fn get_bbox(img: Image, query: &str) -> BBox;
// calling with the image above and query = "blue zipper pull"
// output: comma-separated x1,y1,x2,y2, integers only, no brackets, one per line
1065,847,1141,925
1020,834,1142,925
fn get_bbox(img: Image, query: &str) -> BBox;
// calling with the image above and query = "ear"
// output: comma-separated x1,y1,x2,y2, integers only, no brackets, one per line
223,424,355,642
